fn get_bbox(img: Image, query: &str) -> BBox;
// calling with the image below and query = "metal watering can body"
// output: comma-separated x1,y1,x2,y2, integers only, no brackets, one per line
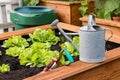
79,26,106,63
79,15,113,63
50,15,112,63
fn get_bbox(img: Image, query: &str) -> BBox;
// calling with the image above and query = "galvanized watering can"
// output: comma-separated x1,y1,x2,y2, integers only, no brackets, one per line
51,14,113,63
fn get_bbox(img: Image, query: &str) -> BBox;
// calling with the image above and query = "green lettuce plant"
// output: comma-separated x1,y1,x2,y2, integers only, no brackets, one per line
6,47,25,57
0,64,10,73
61,36,79,56
2,29,70,68
28,29,60,45
18,42,59,67
2,36,29,48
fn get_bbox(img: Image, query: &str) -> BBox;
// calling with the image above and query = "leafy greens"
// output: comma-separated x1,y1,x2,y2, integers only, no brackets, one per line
28,29,60,45
19,42,59,67
61,36,79,56
0,64,10,73
3,36,29,48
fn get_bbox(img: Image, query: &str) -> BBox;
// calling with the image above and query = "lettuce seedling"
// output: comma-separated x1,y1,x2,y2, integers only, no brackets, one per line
3,36,29,48
61,36,79,56
6,47,25,57
0,64,10,73
18,42,59,67
28,29,60,45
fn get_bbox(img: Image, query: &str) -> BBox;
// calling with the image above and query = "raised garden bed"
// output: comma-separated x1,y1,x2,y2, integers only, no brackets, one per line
0,22,119,80
39,0,95,26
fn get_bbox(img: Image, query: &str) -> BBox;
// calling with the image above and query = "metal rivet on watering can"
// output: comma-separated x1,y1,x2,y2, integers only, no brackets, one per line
79,14,113,63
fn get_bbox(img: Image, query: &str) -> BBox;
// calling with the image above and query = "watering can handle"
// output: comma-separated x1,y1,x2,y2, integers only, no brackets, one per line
87,14,96,31
105,28,113,42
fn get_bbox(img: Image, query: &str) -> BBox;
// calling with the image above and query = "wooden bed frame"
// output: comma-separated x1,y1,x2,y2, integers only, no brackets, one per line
0,22,119,80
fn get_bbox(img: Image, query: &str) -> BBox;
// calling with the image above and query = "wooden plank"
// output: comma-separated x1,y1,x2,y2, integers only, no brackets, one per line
79,17,120,28
24,47,120,80
0,22,119,43
58,22,79,32
40,0,96,26
40,2,71,24
64,56,120,80
0,22,119,80
0,24,55,40
41,1,82,6
0,22,79,40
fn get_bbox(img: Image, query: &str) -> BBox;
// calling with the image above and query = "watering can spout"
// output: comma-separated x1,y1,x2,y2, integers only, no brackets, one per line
50,19,80,53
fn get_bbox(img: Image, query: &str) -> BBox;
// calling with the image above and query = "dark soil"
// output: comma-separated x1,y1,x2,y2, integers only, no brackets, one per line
0,46,43,80
0,32,119,80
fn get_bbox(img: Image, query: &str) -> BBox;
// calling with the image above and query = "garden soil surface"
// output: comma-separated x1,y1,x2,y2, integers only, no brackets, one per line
0,39,119,80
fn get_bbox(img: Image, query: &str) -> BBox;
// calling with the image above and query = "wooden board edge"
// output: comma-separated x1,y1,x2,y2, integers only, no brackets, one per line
24,47,120,80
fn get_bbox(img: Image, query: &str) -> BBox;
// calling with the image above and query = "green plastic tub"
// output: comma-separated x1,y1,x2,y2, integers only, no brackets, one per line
10,6,57,30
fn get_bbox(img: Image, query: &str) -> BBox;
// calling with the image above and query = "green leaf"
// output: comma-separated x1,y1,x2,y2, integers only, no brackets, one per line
104,0,119,16
61,41,75,53
30,42,51,50
81,0,88,6
3,36,29,48
24,0,40,6
6,47,24,57
19,45,59,67
0,64,10,73
28,29,60,45
73,36,79,47
79,7,88,16
96,0,120,20
61,36,79,56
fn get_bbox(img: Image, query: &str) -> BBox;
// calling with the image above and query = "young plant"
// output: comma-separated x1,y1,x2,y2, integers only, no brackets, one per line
61,36,79,56
18,42,59,67
95,0,120,20
6,47,25,57
2,36,29,48
0,64,10,73
79,0,88,17
28,29,60,45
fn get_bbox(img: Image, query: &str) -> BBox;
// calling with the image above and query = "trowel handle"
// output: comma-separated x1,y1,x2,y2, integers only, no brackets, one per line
43,58,57,71
63,48,74,63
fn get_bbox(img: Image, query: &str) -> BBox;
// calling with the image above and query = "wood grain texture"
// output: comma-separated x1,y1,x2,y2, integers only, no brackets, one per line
0,24,55,40
40,1,95,26
64,57,120,80
0,22,119,80
79,17,120,28
24,47,120,80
